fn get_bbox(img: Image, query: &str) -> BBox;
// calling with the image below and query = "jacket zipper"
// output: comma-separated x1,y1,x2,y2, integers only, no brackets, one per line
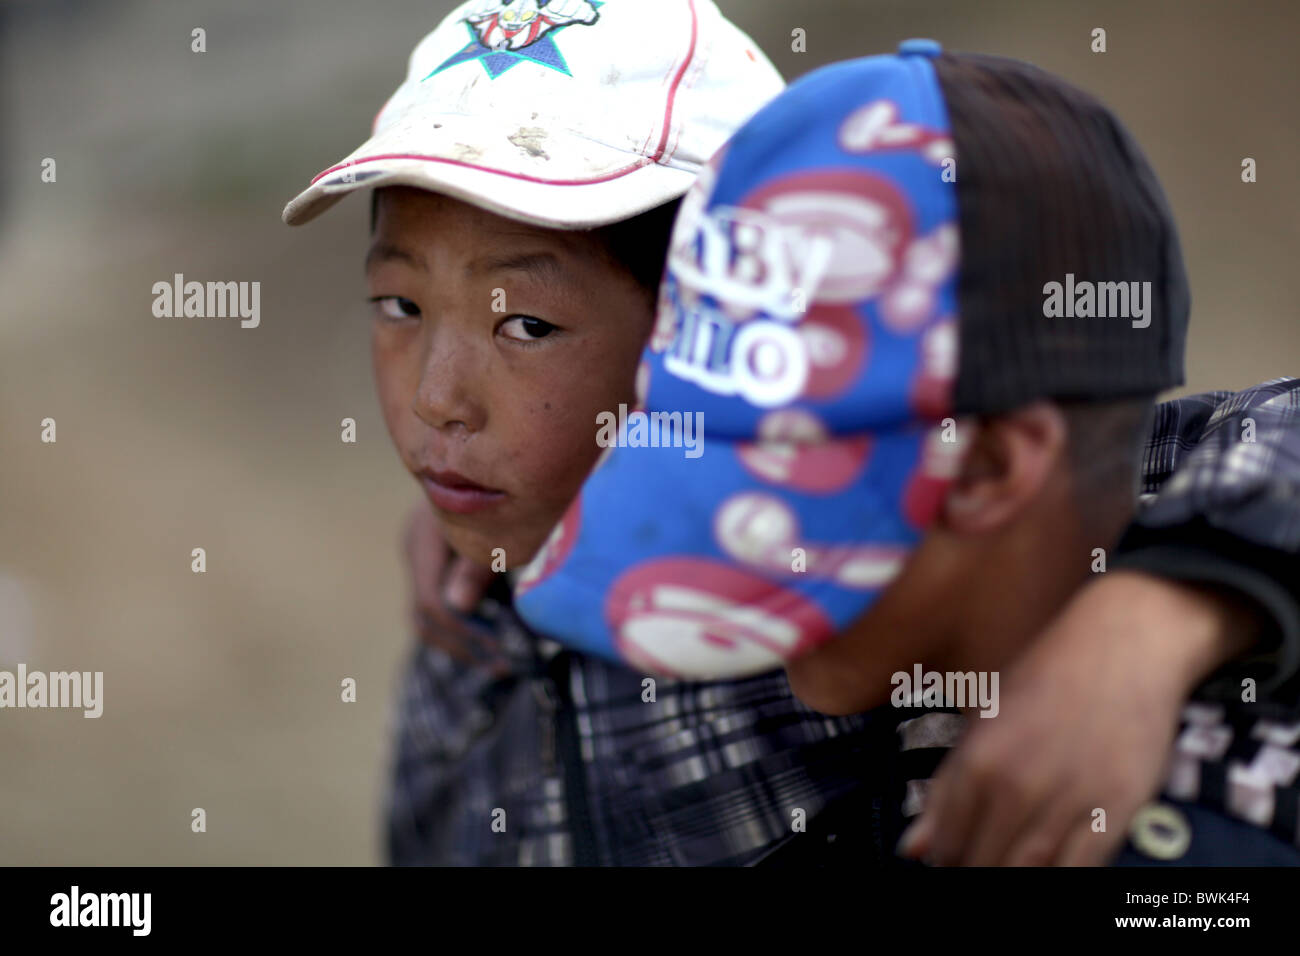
533,676,559,776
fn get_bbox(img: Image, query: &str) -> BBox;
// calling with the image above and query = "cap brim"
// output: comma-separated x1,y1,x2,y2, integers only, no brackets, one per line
282,110,696,229
515,419,946,680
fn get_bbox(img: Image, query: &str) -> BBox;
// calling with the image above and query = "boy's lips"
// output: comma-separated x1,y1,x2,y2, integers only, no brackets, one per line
417,467,506,515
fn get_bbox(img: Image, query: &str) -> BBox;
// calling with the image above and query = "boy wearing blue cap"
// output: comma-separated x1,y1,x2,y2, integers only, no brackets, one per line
513,41,1300,865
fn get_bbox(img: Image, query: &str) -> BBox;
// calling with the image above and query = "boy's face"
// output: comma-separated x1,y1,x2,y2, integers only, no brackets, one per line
366,187,654,568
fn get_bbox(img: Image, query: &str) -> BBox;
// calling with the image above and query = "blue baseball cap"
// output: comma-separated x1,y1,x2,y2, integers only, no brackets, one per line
513,40,1188,679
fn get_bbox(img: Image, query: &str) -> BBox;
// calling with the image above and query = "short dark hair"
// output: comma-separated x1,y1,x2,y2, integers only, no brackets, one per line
587,198,682,297
369,189,681,298
1058,395,1155,524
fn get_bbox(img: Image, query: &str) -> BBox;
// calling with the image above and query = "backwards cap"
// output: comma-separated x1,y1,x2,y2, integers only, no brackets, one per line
513,39,1190,679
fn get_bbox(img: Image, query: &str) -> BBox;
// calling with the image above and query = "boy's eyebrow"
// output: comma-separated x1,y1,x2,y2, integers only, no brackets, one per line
466,251,568,285
364,244,573,285
365,241,428,274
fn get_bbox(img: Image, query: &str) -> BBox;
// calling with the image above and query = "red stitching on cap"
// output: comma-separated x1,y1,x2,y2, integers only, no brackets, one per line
309,0,702,189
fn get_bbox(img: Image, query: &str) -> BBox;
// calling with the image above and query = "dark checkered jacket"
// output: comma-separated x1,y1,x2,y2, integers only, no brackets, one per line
386,378,1300,866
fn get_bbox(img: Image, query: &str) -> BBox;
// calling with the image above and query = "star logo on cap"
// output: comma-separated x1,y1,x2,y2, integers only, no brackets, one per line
425,0,604,81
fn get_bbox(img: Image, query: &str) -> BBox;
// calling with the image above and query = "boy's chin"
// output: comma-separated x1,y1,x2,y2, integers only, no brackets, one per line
441,525,545,574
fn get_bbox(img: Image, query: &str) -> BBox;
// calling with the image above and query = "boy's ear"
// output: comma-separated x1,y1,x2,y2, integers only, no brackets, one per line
940,401,1068,535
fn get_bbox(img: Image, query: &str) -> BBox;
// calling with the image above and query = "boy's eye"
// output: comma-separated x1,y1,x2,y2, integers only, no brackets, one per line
498,316,559,342
370,296,421,321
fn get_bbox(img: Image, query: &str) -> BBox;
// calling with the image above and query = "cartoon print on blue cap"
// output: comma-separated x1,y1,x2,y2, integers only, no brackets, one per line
427,0,603,81
515,53,966,679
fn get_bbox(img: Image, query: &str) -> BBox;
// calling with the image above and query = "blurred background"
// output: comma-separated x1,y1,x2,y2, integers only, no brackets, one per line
0,0,1295,864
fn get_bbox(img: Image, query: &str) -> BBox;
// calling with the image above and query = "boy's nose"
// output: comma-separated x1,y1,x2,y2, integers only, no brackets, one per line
412,334,487,435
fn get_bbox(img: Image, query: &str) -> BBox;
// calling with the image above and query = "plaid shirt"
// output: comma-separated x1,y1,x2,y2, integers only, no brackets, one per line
1116,377,1300,704
386,378,1300,866
386,609,879,865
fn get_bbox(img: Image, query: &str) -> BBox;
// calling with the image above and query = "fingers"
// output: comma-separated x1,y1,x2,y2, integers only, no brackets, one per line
896,814,932,861
443,556,495,614
915,755,1159,867
906,748,988,866
411,609,478,667
961,769,1067,866
1054,786,1150,866
1056,811,1128,866
405,498,451,623
1000,794,1091,866
907,771,1096,867
898,684,1075,866
402,498,511,673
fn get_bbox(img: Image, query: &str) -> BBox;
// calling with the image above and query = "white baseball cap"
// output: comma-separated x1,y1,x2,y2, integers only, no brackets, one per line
282,0,784,229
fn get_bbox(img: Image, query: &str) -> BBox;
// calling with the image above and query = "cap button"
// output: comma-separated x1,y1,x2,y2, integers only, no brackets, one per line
898,38,942,58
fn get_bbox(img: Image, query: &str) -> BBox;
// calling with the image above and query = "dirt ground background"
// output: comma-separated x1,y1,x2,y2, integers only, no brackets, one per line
1,0,1296,864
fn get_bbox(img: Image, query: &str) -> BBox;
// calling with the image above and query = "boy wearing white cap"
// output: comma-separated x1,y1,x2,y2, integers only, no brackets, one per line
285,0,849,865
